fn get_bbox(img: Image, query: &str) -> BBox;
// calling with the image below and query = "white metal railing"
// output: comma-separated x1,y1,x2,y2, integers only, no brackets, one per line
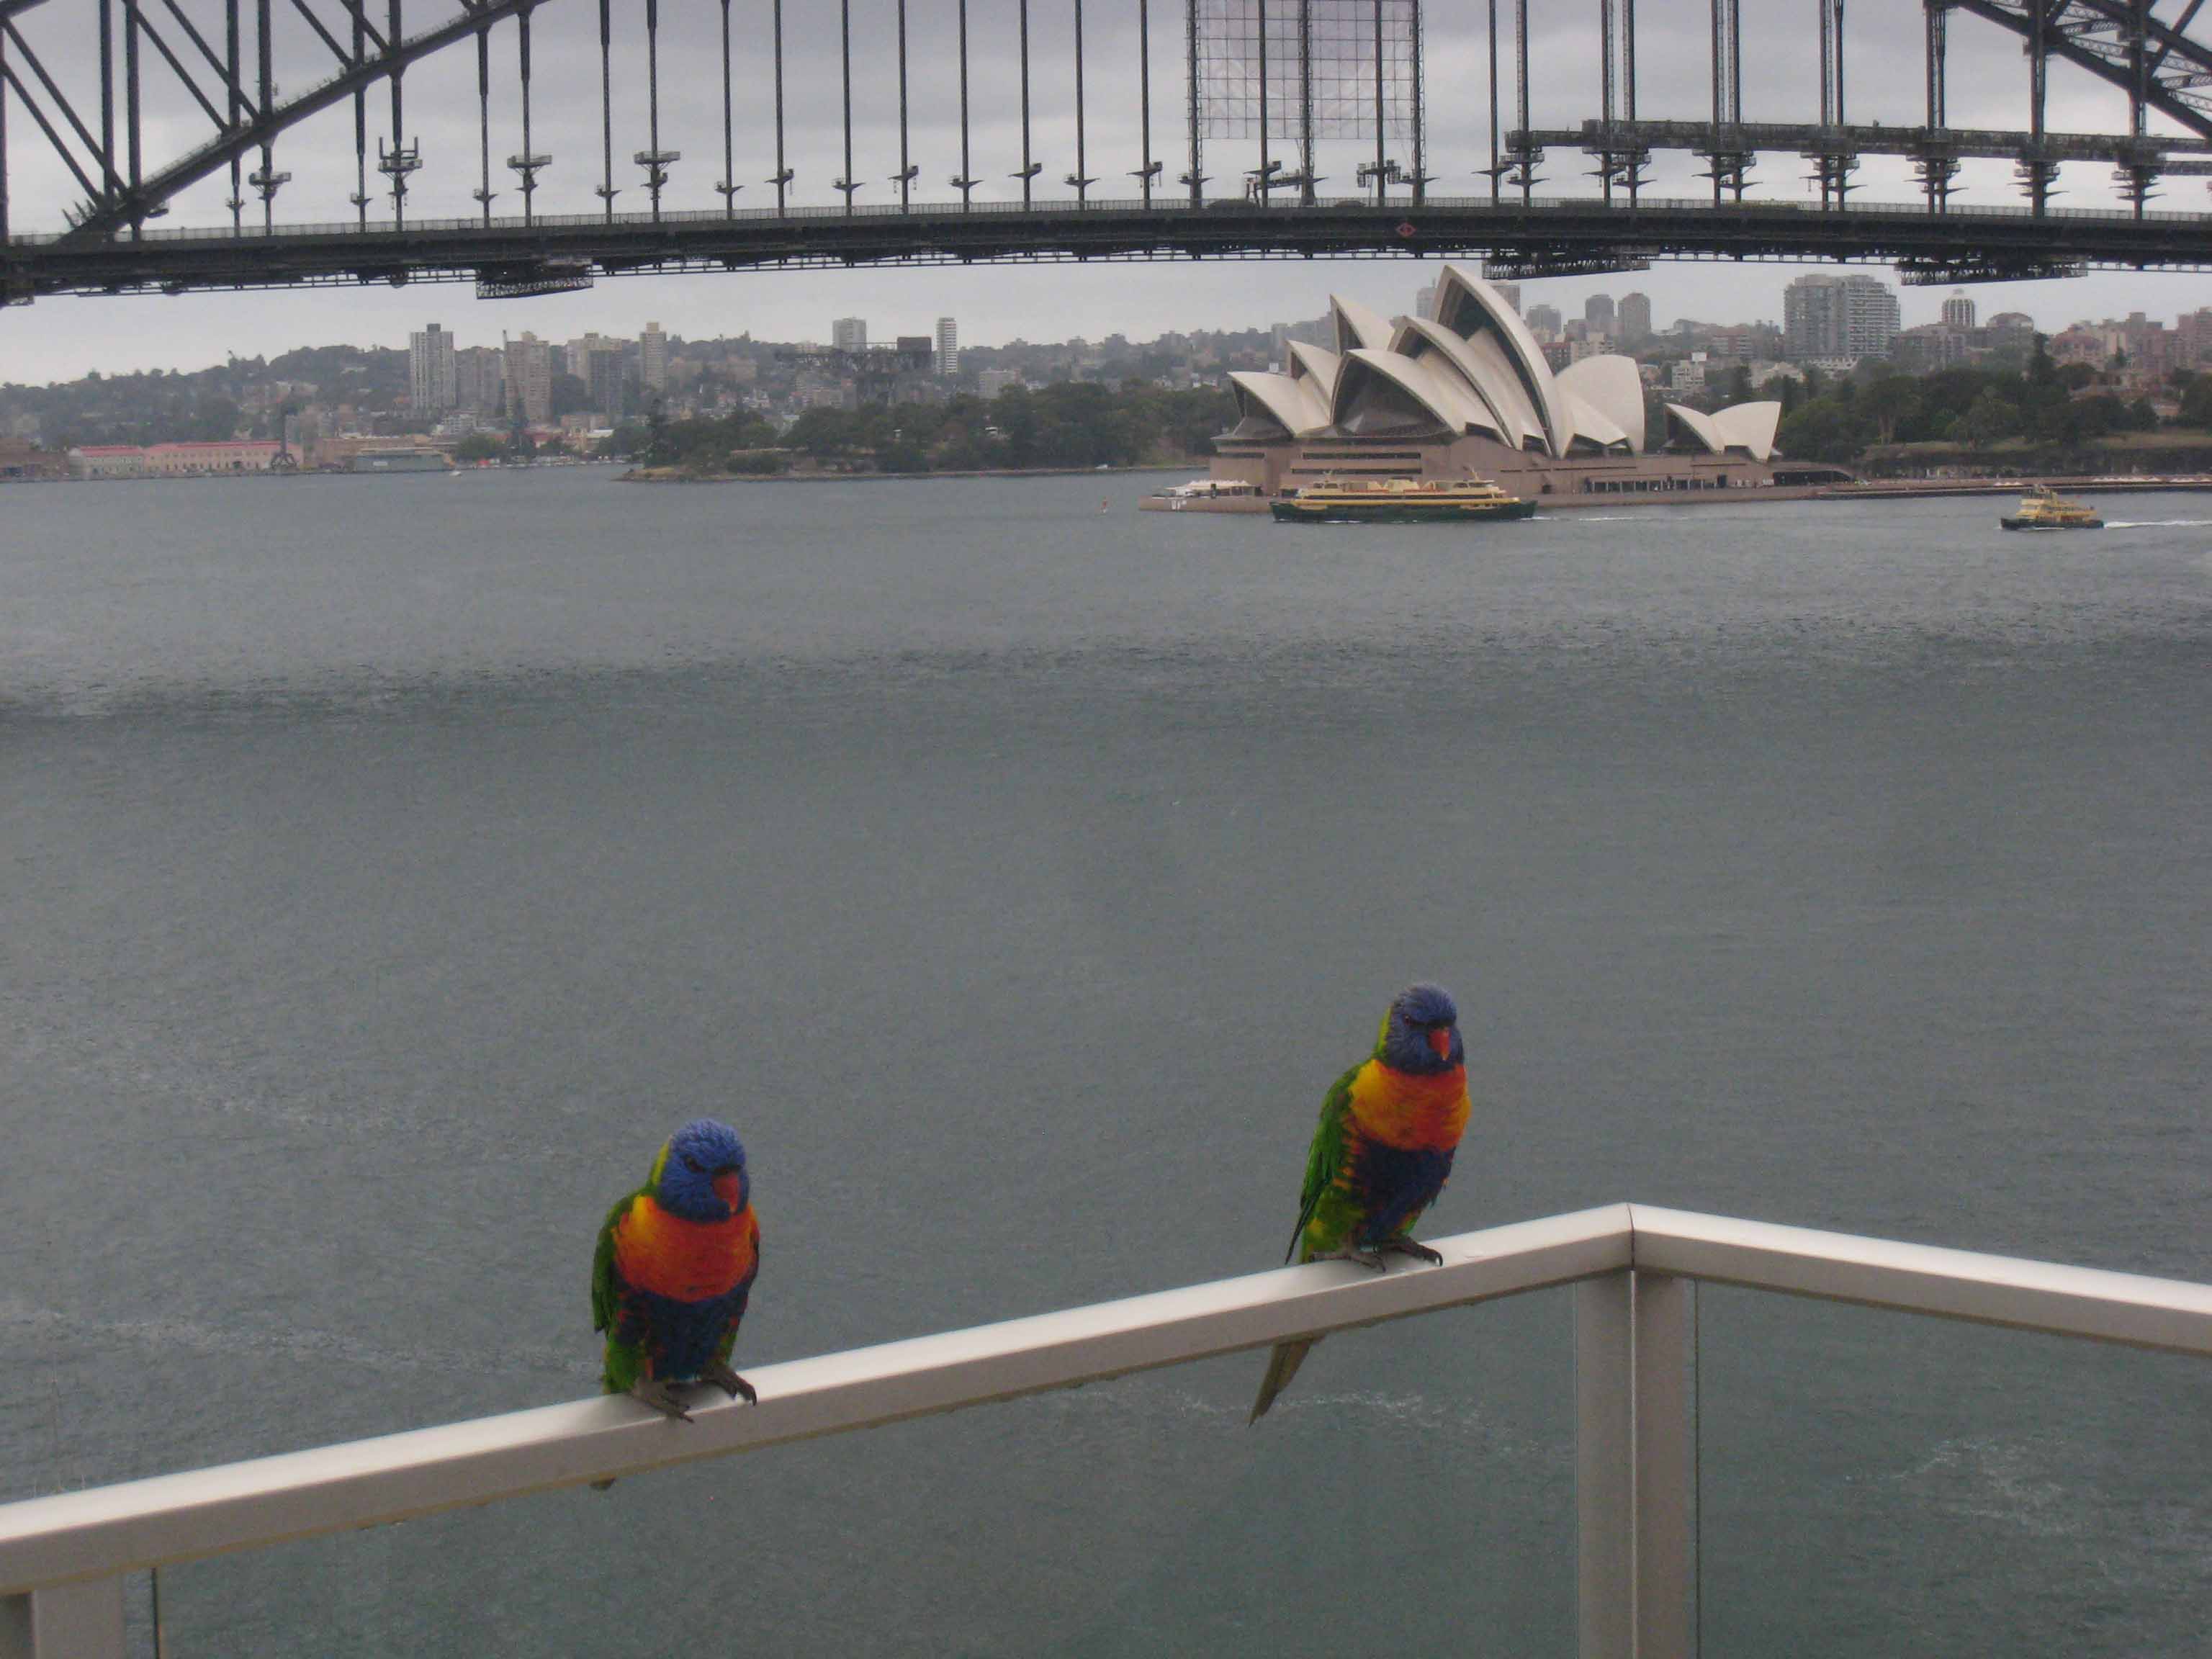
1,1204,2207,1659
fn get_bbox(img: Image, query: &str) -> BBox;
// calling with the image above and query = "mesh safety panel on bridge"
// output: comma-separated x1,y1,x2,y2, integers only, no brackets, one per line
1195,0,1419,141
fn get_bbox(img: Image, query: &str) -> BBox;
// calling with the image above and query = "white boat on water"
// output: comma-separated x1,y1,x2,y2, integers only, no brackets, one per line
1139,477,1263,513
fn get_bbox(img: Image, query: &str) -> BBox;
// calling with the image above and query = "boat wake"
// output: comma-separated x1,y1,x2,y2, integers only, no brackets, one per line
2102,518,2212,529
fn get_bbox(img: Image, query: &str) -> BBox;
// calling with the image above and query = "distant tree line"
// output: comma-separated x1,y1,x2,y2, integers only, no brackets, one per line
1772,344,2196,465
639,381,1235,477
3,345,408,449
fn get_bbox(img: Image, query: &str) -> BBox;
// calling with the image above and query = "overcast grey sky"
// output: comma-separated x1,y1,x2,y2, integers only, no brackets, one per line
4,0,2208,381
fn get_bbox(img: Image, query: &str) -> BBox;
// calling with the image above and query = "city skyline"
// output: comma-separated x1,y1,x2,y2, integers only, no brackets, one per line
17,262,2212,392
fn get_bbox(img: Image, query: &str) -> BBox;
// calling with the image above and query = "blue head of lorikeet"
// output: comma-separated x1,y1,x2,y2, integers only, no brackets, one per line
1377,981,1462,1076
656,1118,750,1223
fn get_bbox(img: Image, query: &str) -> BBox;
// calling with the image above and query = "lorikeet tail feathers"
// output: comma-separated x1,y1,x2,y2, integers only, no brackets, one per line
1249,1336,1318,1424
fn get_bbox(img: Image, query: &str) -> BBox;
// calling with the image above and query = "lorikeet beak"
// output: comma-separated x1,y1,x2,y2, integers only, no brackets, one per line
1427,1028,1452,1061
712,1170,742,1212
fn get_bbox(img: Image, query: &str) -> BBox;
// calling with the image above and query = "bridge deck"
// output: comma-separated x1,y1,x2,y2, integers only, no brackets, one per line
9,194,2211,300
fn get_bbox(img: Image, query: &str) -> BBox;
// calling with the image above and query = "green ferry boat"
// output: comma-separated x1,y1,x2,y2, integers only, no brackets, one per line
1269,475,1538,524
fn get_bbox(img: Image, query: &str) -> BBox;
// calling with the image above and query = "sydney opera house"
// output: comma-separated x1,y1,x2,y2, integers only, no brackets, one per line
1205,266,1838,503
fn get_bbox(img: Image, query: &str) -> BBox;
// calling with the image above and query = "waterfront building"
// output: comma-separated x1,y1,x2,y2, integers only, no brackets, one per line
68,445,145,479
141,440,285,474
0,436,67,479
1209,266,1809,502
1941,291,1977,331
639,322,669,394
1784,273,1900,363
68,440,285,477
504,332,554,425
977,368,1021,399
832,317,868,354
409,323,457,413
935,317,959,376
1618,292,1652,345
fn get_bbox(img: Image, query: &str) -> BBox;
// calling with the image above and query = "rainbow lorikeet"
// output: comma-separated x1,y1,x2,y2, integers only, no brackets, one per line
593,1118,761,1421
1249,984,1470,1424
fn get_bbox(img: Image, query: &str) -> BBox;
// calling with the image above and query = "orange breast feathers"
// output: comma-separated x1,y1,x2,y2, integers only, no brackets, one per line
611,1194,759,1302
1346,1060,1470,1153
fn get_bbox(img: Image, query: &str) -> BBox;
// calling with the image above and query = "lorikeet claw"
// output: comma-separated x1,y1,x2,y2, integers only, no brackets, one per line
701,1361,757,1404
1315,1245,1390,1271
629,1378,695,1421
1382,1235,1444,1266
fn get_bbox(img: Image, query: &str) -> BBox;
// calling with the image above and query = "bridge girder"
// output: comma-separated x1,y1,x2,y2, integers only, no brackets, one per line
11,197,2212,303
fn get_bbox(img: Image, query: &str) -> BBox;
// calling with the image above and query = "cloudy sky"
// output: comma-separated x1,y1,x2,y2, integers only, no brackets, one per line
4,0,2208,381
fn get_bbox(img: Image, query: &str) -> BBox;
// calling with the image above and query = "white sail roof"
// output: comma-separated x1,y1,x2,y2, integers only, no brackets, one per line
1388,316,1520,445
1330,349,1492,437
1229,371,1331,437
1665,400,1781,462
1329,294,1395,355
1555,356,1647,453
1285,338,1344,397
1429,265,1572,455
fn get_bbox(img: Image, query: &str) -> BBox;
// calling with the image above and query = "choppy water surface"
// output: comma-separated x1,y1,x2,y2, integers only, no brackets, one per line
4,469,2208,1656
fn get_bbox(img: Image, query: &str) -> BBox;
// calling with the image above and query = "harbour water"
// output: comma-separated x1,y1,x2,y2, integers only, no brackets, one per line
3,469,2208,1655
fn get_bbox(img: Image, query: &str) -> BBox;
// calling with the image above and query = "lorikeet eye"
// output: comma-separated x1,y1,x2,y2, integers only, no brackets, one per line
682,1155,704,1174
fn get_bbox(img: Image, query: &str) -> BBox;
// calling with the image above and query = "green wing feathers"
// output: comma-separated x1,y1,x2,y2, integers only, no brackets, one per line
1286,1068,1357,1263
590,1192,634,1336
1256,1066,1364,1422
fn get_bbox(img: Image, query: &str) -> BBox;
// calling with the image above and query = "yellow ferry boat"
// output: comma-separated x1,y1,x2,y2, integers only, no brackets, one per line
2000,485,2103,531
1269,475,1538,524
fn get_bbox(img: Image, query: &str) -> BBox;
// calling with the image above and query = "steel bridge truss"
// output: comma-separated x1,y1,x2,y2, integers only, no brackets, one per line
6,0,2212,302
1506,0,2212,225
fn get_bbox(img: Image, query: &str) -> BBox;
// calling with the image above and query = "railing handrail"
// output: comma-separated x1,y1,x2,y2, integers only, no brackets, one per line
4,1202,2209,1601
0,1205,1631,1596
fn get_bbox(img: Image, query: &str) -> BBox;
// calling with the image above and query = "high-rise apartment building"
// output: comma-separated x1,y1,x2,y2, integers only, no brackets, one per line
503,332,554,424
1415,282,1438,320
639,321,669,394
564,333,623,379
582,346,628,421
1524,303,1563,340
1784,273,1900,361
1492,281,1521,313
409,323,457,413
832,317,868,353
1941,291,1977,331
935,317,959,376
454,346,505,418
1618,292,1653,344
1584,293,1616,334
